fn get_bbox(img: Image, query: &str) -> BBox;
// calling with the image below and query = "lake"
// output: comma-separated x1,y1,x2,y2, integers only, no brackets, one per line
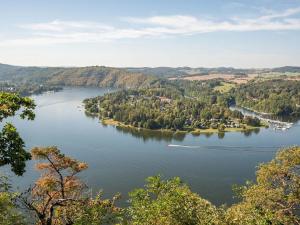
2,87,300,206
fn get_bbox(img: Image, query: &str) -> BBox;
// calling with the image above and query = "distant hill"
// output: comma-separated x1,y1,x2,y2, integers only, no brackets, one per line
126,67,262,77
1,63,299,88
271,66,300,73
126,67,190,77
0,63,157,88
0,63,67,82
125,66,300,77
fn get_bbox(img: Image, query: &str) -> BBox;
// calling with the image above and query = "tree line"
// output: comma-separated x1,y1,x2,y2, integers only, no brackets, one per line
232,79,300,117
0,82,62,96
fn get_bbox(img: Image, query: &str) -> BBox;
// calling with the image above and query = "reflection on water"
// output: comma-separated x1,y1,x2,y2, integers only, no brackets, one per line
218,132,225,139
115,126,186,142
167,144,278,153
241,128,261,137
112,125,261,141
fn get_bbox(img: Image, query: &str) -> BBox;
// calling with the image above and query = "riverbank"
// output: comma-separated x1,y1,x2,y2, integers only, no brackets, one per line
101,118,262,134
235,105,273,116
230,105,295,130
191,126,260,135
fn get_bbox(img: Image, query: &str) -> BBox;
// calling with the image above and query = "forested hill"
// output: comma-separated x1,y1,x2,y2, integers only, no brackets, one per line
125,66,300,77
0,63,157,88
1,63,300,85
46,66,157,88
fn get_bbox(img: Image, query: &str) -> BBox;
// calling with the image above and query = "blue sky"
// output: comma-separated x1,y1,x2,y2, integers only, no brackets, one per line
0,0,300,68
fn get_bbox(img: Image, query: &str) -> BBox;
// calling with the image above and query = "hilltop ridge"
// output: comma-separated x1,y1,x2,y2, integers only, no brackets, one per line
1,63,300,88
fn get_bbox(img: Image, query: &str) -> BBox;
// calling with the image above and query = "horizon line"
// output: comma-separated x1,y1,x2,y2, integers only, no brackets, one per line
1,62,300,70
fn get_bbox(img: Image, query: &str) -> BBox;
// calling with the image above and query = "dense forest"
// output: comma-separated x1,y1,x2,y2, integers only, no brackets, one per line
232,79,300,117
84,80,262,132
84,78,300,132
0,63,157,89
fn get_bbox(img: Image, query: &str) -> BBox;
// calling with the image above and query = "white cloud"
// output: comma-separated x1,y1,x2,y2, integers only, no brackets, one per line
259,7,300,20
124,15,200,28
1,7,300,47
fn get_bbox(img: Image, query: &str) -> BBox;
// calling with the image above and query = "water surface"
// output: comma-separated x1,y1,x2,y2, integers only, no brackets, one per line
2,87,300,206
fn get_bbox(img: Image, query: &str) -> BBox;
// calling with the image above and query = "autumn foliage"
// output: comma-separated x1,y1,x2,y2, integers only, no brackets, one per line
21,146,88,225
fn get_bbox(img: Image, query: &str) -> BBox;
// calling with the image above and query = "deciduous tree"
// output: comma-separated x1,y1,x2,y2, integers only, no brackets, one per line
20,146,88,225
226,146,300,224
0,92,35,175
128,175,223,225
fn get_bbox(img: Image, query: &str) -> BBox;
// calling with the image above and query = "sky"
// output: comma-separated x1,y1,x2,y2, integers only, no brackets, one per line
0,0,300,68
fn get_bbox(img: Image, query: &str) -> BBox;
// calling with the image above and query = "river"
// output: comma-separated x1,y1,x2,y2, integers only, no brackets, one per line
2,87,300,206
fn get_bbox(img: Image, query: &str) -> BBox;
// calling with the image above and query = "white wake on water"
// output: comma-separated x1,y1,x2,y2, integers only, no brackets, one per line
167,144,280,152
167,144,201,148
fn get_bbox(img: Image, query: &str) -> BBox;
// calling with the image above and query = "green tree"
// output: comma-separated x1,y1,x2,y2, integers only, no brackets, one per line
0,174,27,225
0,92,35,175
226,146,300,224
243,116,260,127
218,124,226,132
128,175,222,225
72,192,124,225
0,192,27,225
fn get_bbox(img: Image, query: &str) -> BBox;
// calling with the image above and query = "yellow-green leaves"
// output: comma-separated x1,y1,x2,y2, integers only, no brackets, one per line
226,146,300,225
0,92,35,122
128,175,222,225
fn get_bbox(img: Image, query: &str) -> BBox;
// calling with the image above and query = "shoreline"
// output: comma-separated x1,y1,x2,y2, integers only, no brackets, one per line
230,105,295,129
101,118,262,134
234,105,273,116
